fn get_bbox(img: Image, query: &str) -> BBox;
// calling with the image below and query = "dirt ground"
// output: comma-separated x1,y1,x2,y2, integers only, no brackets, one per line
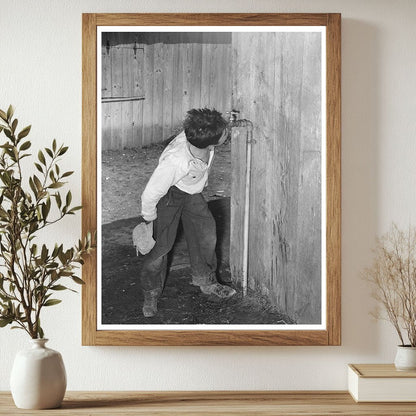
101,141,292,325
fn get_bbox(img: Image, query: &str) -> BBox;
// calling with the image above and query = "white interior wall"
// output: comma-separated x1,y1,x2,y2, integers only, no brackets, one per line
1,0,415,390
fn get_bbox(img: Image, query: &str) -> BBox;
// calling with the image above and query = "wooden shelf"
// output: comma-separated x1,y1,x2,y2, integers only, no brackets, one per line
2,391,416,415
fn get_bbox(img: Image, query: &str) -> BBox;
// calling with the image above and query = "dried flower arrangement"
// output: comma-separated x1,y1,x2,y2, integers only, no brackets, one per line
363,223,416,347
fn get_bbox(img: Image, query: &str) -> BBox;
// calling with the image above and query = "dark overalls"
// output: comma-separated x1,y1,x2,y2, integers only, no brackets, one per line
140,186,217,294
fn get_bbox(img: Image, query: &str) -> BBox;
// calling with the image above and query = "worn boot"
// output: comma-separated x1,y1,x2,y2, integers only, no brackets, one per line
142,288,161,317
192,273,236,299
200,283,236,298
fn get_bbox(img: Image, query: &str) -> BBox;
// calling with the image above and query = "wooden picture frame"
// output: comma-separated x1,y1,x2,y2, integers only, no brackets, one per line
82,13,341,346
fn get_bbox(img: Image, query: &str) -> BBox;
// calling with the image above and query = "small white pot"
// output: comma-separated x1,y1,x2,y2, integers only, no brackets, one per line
10,339,67,409
394,345,416,371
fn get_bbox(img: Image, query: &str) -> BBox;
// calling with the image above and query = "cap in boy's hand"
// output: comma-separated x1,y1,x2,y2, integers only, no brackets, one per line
132,221,155,255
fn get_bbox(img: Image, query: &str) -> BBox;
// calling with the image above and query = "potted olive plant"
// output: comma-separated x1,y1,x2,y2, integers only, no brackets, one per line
363,223,416,370
0,106,94,409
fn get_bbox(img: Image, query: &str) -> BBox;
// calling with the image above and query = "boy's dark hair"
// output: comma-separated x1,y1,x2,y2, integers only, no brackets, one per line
183,108,227,149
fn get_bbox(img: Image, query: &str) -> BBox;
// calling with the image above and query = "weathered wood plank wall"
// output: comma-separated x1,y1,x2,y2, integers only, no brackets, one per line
101,32,232,150
101,44,145,150
231,32,322,324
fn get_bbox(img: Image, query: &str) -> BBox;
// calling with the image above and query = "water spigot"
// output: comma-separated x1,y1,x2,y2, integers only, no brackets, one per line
226,110,253,133
226,110,240,124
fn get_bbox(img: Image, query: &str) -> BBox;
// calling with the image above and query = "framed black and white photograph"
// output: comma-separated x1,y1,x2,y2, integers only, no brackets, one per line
82,13,341,346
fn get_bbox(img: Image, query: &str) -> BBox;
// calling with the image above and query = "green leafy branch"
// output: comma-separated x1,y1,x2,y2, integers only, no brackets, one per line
0,105,95,338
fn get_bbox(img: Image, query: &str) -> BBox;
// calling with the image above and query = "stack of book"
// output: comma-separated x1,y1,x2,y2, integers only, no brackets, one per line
348,364,416,402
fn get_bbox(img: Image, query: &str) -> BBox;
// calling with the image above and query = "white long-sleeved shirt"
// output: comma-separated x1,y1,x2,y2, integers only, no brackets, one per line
140,131,214,221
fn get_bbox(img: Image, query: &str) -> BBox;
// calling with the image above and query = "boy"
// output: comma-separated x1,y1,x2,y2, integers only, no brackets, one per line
137,108,236,318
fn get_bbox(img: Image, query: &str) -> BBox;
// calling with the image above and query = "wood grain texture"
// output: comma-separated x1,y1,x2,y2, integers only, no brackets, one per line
295,32,322,324
95,13,330,26
162,33,174,141
249,32,275,297
90,329,329,347
189,34,203,111
82,13,341,346
326,13,342,346
350,364,416,378
132,48,144,148
82,13,98,346
1,391,416,415
229,30,249,290
152,33,164,143
231,31,323,324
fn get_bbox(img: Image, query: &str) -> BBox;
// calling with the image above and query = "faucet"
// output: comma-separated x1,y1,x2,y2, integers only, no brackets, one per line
226,110,253,130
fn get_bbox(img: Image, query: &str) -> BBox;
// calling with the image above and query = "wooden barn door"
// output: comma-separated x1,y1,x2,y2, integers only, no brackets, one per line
101,44,144,150
230,32,322,324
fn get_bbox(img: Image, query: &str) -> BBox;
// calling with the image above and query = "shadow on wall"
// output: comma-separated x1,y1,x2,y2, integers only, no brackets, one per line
341,19,381,355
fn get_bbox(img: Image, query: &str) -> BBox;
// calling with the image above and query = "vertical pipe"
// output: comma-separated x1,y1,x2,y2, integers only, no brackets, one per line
242,128,253,296
228,113,253,296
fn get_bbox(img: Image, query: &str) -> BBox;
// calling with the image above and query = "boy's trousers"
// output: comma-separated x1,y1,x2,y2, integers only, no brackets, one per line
140,186,217,293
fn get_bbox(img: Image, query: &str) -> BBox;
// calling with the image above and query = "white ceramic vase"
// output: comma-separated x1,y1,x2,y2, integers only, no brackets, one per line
10,338,67,409
394,345,416,371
